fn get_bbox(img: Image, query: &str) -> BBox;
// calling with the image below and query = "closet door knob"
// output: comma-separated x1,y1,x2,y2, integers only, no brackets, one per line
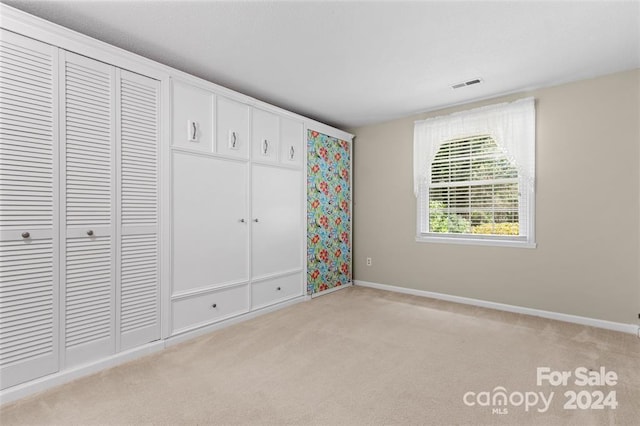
253,218,259,223
86,230,94,236
21,232,30,239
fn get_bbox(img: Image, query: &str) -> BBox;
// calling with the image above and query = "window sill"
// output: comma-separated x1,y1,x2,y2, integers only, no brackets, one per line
415,235,537,249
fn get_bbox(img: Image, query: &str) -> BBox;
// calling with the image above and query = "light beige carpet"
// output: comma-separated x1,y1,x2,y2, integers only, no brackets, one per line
1,286,639,425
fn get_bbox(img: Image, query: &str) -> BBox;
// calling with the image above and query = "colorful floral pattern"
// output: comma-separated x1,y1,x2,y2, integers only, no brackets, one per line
307,130,351,295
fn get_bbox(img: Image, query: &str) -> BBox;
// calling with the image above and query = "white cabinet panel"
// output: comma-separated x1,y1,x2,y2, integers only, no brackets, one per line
251,165,302,278
216,96,249,159
280,117,303,167
172,80,213,152
0,29,59,390
251,108,278,163
61,51,116,366
172,152,248,293
251,273,302,310
118,70,160,350
172,285,249,333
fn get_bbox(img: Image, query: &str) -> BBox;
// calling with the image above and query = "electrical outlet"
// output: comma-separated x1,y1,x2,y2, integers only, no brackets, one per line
366,257,372,266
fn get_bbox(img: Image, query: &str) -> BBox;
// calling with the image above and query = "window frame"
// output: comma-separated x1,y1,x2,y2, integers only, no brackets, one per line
414,99,536,249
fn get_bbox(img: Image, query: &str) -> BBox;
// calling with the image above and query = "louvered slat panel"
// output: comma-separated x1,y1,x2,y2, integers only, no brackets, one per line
119,72,159,349
65,60,112,227
0,239,54,366
121,234,157,333
120,75,157,227
0,35,54,229
62,53,114,366
0,29,58,390
65,236,112,348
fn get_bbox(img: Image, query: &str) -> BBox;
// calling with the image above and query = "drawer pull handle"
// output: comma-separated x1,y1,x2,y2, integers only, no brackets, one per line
277,287,281,291
212,303,217,308
87,230,94,236
21,232,30,239
263,139,269,155
230,131,238,149
289,146,295,160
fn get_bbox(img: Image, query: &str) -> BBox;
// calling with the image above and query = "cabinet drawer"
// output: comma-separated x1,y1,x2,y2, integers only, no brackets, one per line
251,273,302,309
172,285,249,333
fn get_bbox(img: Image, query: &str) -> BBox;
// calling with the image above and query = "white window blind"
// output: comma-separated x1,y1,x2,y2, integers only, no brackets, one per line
414,98,535,247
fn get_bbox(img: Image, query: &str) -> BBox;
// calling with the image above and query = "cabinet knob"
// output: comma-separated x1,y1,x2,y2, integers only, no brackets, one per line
21,231,30,239
239,218,245,223
253,218,259,223
277,287,281,291
212,303,217,308
86,230,94,236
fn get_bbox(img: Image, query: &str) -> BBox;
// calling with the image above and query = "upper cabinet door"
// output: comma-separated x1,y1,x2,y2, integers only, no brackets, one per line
216,96,249,159
171,80,214,153
280,117,303,167
0,29,60,390
118,70,160,351
251,108,278,163
61,51,116,367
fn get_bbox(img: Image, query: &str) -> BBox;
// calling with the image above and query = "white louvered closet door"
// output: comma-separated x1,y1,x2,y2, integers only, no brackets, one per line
61,52,117,367
117,70,160,350
0,29,59,390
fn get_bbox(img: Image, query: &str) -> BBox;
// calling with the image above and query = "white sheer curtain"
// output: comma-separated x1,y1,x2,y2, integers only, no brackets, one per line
413,97,535,197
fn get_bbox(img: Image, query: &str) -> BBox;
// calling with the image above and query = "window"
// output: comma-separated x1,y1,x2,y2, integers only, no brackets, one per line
414,98,536,247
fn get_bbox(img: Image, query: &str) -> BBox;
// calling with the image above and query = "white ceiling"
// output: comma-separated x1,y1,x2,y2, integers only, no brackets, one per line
3,1,639,129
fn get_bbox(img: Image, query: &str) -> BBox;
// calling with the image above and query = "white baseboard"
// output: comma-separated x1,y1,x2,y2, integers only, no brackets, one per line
354,280,639,335
0,341,166,406
310,282,353,298
1,296,308,406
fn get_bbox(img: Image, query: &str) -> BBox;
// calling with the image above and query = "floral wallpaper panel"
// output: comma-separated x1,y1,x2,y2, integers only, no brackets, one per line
307,130,351,295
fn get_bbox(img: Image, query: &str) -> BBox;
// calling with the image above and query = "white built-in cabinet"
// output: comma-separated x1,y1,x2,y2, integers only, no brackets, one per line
171,79,305,335
0,4,352,400
0,29,161,389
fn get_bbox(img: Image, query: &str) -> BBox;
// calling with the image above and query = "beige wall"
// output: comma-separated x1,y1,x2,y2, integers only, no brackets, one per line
350,69,640,324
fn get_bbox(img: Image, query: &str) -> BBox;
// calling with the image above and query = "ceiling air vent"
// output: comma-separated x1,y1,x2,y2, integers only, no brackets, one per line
451,78,483,89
